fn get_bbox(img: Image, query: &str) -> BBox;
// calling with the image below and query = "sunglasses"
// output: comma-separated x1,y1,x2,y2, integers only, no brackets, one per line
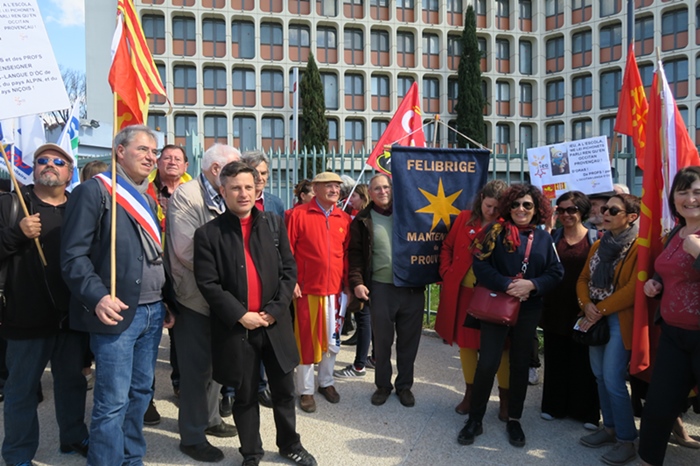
36,157,68,167
600,205,626,216
556,206,580,215
511,201,535,211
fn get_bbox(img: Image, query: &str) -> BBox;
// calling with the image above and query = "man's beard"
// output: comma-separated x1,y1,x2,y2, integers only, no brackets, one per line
37,169,66,187
588,214,603,227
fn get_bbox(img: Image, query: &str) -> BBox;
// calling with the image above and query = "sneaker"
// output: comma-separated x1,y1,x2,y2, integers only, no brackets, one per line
317,385,340,404
540,412,554,421
144,400,161,426
281,446,317,466
60,437,89,457
179,441,225,463
584,422,599,431
333,364,366,378
580,428,617,448
371,387,392,406
601,441,637,466
528,367,539,385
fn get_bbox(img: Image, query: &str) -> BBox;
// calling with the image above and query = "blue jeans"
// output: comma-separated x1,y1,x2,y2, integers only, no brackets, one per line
88,302,165,466
589,313,637,442
2,332,89,464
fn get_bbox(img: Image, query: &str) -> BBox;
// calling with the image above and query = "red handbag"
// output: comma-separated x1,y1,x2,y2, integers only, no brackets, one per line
467,232,534,327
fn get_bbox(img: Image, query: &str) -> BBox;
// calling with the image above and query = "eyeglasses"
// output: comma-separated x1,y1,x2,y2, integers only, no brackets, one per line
36,157,68,167
600,205,626,216
511,201,535,211
556,206,580,215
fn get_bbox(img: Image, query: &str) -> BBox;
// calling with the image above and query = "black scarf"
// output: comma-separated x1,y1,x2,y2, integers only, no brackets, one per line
590,223,638,289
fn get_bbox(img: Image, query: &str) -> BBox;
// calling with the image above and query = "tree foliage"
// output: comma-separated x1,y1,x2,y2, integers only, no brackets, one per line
299,52,328,177
455,6,486,148
45,66,87,127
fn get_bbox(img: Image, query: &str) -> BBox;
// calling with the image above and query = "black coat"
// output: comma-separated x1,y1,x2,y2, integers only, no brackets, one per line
193,208,299,387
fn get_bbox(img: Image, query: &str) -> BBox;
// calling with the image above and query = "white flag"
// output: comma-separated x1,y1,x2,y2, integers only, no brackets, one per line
58,104,81,190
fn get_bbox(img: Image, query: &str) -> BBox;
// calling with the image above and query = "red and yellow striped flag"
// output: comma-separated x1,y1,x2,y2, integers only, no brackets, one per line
109,0,167,131
614,44,649,169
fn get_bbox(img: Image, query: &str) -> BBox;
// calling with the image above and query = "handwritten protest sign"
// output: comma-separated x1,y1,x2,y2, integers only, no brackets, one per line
526,136,614,199
0,0,69,120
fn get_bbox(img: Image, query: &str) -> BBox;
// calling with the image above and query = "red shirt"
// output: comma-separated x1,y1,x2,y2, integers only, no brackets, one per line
240,216,262,312
656,232,700,330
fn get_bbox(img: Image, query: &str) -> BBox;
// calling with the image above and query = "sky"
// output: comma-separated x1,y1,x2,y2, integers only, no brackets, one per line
37,0,86,73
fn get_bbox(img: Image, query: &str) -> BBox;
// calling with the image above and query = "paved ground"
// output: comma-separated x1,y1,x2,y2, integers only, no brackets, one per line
1,329,699,465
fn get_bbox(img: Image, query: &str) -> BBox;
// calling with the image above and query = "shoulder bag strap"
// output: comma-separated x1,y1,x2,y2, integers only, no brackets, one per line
519,231,535,276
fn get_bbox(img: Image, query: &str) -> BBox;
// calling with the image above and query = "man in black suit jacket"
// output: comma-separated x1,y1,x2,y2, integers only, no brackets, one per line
193,162,316,466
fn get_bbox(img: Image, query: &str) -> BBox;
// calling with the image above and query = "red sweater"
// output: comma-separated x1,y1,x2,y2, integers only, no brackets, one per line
656,233,700,330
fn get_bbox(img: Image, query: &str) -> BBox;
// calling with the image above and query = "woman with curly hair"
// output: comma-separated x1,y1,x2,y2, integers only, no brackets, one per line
458,184,563,448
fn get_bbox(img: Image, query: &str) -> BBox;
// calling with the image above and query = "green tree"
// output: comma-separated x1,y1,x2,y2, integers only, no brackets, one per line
455,5,486,148
300,52,328,177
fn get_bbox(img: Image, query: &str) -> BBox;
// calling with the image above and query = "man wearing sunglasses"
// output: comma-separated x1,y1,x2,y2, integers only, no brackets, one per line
1,144,90,466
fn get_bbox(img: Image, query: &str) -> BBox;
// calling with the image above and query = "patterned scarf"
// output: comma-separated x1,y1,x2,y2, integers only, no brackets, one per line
472,218,531,260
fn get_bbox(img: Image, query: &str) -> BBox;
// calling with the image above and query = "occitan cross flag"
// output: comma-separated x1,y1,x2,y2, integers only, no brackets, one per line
614,44,649,169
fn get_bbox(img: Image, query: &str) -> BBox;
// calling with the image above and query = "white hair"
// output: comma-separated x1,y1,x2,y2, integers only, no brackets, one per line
613,183,630,194
201,143,241,172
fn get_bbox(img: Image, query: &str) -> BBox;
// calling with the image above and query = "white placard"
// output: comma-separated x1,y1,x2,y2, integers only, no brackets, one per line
0,0,69,119
526,136,614,200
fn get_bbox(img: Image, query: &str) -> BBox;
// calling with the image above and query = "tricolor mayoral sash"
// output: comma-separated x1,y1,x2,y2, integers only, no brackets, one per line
94,172,162,247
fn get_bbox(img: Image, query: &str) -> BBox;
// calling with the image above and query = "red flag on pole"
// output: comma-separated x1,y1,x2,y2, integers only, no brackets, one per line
366,82,425,175
614,44,649,169
630,62,700,378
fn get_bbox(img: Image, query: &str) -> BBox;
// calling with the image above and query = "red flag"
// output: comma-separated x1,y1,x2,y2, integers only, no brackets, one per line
366,82,425,175
109,0,168,131
614,44,648,169
631,63,700,379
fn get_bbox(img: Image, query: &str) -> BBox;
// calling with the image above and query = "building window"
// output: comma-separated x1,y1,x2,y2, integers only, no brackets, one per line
546,122,565,144
446,35,462,71
172,0,194,6
345,73,365,111
345,119,365,152
635,0,652,6
496,39,510,73
173,65,197,105
232,20,255,59
147,112,167,134
142,0,164,4
495,123,510,153
600,116,621,152
572,30,592,68
260,69,284,108
261,117,284,151
447,0,463,27
665,58,688,99
152,64,166,105
546,36,564,73
397,75,415,104
397,0,415,23
600,0,621,17
202,18,226,58
260,0,283,12
203,67,226,107
261,23,283,60
172,17,196,56
477,37,487,72
519,124,534,150
318,0,338,16
481,80,489,115
519,40,532,75
447,120,458,147
204,115,227,148
370,0,390,20
231,0,254,9
572,119,592,140
546,79,564,116
635,16,654,56
232,68,256,108
423,77,440,114
372,119,389,143
344,0,364,19
317,27,338,64
289,0,312,15
519,0,532,32
423,0,439,24
344,28,364,65
321,73,339,110
448,78,458,114
142,15,165,55
572,0,592,24
423,120,441,147
496,81,511,116
232,116,256,151
661,9,688,52
475,0,486,27
600,70,622,109
289,24,310,62
572,74,592,112
639,62,653,96
600,23,622,63
520,82,532,117
496,0,510,30
545,0,564,31
371,74,390,112
422,33,440,69
396,31,415,67
371,29,390,66
327,118,339,151
174,113,197,147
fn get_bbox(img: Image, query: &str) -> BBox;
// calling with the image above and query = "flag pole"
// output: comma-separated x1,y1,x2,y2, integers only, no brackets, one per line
432,115,440,147
0,142,48,266
655,47,670,234
110,94,118,299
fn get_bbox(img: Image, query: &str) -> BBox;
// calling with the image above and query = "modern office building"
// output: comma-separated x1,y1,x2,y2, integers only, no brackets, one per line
85,0,700,156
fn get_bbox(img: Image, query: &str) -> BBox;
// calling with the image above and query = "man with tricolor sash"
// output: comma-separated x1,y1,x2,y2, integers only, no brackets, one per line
61,125,174,465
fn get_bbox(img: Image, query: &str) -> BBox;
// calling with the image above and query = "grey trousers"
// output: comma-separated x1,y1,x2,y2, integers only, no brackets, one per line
369,281,425,391
173,304,222,446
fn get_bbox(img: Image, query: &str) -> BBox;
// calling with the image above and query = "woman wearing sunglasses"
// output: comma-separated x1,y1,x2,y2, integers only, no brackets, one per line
540,191,601,429
577,193,640,466
458,184,563,448
435,179,508,418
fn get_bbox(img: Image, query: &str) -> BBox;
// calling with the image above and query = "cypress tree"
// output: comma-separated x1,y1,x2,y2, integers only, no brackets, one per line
300,52,328,177
455,5,486,148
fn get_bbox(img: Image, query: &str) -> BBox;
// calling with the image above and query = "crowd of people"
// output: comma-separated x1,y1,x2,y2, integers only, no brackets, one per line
0,125,699,466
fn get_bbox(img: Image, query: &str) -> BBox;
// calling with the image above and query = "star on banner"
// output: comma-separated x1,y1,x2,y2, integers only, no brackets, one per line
415,178,462,231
